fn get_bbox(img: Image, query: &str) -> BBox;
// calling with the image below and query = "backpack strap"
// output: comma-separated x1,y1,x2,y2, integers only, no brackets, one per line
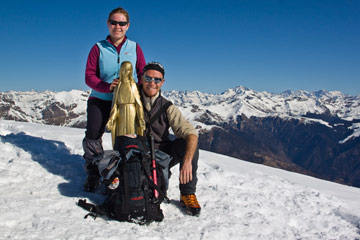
77,199,106,219
141,158,170,203
146,176,170,203
120,151,131,215
149,101,173,125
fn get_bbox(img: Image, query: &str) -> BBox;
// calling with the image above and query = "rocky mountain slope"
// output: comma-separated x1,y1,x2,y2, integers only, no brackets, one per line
0,90,88,128
1,87,359,187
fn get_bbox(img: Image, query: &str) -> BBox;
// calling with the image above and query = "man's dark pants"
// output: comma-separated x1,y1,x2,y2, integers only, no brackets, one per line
159,138,199,195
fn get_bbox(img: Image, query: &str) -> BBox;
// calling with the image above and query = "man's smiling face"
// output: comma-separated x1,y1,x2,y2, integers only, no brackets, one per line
142,70,165,97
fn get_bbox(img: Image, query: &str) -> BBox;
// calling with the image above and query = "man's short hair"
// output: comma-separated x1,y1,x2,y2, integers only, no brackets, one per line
143,62,165,77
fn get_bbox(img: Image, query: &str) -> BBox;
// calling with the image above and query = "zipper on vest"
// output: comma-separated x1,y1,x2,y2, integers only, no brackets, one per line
117,56,120,63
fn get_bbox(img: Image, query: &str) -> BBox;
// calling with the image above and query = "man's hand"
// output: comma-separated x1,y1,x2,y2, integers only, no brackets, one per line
180,160,193,184
179,134,198,184
109,78,120,92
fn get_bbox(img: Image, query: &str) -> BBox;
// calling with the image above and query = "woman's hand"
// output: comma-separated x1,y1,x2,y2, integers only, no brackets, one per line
109,78,120,92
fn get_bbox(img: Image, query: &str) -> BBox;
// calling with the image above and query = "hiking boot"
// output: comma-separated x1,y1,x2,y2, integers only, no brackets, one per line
83,162,101,192
180,194,201,216
83,175,100,192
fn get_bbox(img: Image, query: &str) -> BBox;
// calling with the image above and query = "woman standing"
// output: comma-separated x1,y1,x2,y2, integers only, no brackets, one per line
82,7,146,192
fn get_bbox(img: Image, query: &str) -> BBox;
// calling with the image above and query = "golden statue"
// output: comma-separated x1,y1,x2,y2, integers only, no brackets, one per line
106,61,145,147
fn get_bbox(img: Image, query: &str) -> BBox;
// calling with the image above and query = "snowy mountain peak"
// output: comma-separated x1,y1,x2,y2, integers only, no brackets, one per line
1,87,360,190
1,85,359,129
162,86,360,124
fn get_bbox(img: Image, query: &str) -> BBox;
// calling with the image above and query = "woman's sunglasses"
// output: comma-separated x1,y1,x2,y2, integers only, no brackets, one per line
109,20,128,26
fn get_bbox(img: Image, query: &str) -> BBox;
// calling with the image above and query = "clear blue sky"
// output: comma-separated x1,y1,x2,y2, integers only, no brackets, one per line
1,0,359,95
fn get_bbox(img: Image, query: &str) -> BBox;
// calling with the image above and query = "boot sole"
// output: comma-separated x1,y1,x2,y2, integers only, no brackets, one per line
180,200,201,216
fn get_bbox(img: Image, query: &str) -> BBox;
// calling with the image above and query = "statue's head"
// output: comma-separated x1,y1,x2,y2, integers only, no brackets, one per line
120,61,133,81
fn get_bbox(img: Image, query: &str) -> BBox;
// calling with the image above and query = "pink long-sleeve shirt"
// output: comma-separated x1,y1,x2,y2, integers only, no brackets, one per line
85,36,146,93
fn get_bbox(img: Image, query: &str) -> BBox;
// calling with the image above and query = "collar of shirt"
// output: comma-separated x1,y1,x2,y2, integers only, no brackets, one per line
141,90,160,112
106,35,127,54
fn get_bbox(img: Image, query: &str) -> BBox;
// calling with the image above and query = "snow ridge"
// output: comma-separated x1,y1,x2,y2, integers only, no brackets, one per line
1,87,359,125
163,86,360,121
1,120,360,239
0,90,89,126
1,87,359,142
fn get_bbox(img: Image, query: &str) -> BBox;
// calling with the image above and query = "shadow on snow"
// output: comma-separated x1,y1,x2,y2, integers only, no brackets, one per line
0,132,105,204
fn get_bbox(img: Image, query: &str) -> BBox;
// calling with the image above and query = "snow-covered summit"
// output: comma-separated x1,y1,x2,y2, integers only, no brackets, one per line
1,120,360,239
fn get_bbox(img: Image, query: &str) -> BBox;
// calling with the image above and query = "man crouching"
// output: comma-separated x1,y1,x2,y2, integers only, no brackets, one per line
140,62,201,216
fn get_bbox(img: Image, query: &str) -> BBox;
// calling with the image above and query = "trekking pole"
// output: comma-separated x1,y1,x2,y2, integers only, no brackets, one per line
150,135,159,199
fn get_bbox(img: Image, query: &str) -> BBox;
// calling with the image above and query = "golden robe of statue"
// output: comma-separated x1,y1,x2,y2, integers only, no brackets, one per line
106,61,145,147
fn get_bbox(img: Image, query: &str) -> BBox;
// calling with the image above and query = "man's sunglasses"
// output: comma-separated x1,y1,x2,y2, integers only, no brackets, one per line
144,75,163,84
109,20,128,26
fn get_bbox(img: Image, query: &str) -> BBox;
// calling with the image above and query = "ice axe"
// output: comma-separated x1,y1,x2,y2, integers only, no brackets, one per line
150,135,159,198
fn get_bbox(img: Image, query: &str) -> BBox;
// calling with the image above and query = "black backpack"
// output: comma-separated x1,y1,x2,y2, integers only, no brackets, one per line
78,136,170,225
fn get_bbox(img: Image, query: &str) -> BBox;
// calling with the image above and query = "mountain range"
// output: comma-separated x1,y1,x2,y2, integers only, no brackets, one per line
1,86,359,187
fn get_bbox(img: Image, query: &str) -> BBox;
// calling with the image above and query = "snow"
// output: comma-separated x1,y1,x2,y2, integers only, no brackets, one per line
1,120,360,239
2,87,360,143
163,86,360,131
1,90,89,126
339,122,360,144
284,116,333,128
